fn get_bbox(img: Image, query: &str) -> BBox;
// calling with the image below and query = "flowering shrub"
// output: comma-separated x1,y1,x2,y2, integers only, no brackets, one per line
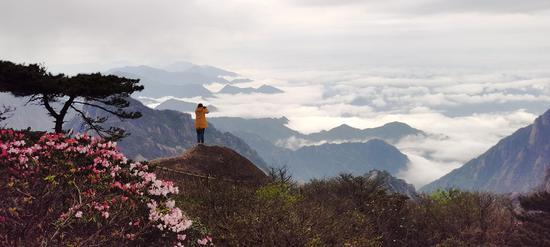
0,129,213,246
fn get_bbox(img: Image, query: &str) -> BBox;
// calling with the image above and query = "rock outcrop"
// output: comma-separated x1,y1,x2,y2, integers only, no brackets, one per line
152,145,268,183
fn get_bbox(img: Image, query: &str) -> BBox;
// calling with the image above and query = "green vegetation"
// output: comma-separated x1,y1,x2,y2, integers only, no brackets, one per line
1,60,549,246
171,168,550,246
0,129,210,246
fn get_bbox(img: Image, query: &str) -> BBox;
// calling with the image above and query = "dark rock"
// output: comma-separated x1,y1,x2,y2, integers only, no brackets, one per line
152,145,268,183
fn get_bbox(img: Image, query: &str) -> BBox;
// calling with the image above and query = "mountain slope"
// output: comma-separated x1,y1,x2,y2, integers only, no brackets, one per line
541,169,550,192
218,84,284,95
106,64,241,98
0,93,72,131
109,69,213,98
108,64,230,85
228,131,292,167
287,139,409,182
543,169,550,192
65,98,268,172
209,117,417,181
422,109,550,193
222,130,411,183
366,170,418,199
218,85,255,94
255,85,284,94
210,117,423,146
163,61,238,77
209,117,303,144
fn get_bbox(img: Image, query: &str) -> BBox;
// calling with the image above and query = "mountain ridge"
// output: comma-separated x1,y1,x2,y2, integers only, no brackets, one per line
421,109,550,193
287,139,410,182
218,84,284,95
106,63,242,98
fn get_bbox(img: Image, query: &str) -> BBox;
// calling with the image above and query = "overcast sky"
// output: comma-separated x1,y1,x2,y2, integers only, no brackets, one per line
1,0,550,72
2,0,550,187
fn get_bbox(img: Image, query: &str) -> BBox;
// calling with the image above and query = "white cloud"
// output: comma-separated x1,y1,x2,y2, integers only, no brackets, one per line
3,0,550,71
193,69,543,187
292,0,550,14
1,0,549,187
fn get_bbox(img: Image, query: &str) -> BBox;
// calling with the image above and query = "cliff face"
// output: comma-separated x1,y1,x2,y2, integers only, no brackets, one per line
66,98,268,172
422,109,550,193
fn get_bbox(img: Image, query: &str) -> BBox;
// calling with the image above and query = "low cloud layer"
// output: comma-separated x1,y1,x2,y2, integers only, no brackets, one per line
192,68,545,187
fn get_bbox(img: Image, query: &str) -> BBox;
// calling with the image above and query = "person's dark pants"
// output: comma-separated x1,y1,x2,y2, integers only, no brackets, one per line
196,128,205,144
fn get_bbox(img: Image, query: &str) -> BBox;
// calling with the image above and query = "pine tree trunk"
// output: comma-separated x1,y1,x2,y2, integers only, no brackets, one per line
54,117,64,133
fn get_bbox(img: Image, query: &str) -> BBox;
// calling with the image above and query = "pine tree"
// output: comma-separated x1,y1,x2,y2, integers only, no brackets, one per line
0,60,144,139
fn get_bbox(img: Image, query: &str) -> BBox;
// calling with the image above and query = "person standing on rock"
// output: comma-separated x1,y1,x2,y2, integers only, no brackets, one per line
195,103,209,145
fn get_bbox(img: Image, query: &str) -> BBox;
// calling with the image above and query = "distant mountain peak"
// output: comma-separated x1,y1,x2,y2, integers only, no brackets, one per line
289,140,409,181
218,84,284,95
332,123,359,131
256,84,284,94
382,121,412,128
421,108,550,193
305,121,422,143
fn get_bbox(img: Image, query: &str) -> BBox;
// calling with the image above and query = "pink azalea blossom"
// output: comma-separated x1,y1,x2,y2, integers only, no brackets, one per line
1,129,205,244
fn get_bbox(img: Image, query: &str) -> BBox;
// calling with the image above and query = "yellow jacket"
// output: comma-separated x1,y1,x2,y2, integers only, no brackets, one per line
194,107,209,129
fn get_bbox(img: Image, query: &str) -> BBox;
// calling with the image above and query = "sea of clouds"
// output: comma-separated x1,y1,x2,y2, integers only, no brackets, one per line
149,67,549,187
3,65,547,188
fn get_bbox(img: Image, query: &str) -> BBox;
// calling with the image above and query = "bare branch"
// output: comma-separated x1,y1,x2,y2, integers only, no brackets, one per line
0,105,15,126
69,104,129,141
70,105,107,139
73,101,138,119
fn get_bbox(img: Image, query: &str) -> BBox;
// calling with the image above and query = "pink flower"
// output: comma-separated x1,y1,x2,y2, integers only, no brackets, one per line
197,238,208,245
1,129,206,244
111,181,124,190
166,200,176,209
